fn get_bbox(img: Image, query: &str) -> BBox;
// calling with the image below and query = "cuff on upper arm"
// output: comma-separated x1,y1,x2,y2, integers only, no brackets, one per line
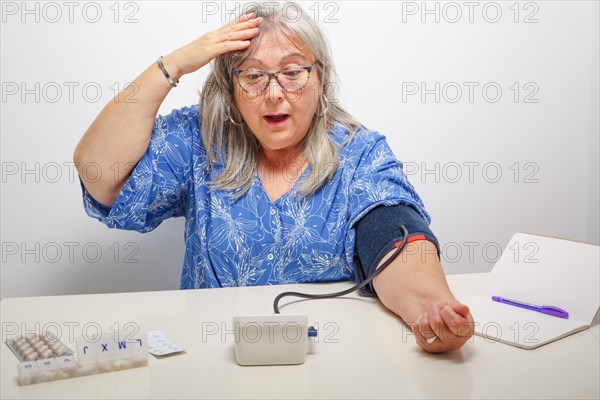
354,203,440,297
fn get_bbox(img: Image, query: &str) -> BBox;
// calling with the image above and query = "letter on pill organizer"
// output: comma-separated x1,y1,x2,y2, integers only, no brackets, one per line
75,336,97,364
114,338,133,358
95,334,114,360
130,332,149,366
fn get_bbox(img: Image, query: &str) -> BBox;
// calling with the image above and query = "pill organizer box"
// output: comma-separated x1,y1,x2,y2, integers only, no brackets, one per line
6,331,148,386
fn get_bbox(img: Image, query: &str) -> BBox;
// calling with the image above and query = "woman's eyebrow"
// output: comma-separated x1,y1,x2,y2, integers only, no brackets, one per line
243,53,310,67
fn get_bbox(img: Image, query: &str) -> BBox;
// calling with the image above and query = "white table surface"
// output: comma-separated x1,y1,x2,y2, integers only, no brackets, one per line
1,273,599,399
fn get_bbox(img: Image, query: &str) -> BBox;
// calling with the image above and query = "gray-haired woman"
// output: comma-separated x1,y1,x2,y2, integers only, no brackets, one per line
74,2,474,353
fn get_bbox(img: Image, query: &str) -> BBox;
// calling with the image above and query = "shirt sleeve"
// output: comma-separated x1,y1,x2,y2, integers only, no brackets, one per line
344,130,431,275
80,105,198,233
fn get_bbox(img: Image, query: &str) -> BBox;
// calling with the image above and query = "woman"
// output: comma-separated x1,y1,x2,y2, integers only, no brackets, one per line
74,2,474,353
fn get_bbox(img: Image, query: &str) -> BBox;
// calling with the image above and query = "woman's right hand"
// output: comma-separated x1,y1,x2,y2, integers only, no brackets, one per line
165,14,261,78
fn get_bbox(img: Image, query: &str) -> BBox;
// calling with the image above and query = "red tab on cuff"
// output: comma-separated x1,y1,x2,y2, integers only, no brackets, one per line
394,234,427,248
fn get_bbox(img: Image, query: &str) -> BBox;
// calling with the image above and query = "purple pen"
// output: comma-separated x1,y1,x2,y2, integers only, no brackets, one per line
491,296,569,319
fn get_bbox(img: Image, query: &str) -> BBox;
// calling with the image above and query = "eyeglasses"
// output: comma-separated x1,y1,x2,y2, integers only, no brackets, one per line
233,62,317,94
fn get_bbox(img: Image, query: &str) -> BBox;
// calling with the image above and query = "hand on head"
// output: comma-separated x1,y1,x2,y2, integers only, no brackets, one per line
169,13,262,77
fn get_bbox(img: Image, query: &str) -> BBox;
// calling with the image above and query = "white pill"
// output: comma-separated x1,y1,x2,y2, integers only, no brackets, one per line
37,344,50,353
74,363,97,377
37,370,56,382
21,347,35,357
113,359,132,370
40,349,54,359
18,342,32,352
25,353,39,362
54,369,69,379
33,341,46,351
98,361,114,373
26,335,39,344
132,357,148,367
54,346,67,356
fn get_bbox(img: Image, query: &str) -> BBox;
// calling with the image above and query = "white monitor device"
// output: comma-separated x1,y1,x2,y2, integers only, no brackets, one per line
233,314,313,366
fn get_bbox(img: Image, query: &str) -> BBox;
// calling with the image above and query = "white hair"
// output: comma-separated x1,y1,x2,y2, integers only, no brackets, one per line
200,1,364,198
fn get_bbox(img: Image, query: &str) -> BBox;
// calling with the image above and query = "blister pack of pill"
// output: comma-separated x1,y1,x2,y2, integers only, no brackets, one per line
147,330,185,356
5,333,74,362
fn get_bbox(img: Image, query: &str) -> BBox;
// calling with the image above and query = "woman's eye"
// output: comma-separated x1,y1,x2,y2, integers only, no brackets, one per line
245,72,264,81
283,70,301,78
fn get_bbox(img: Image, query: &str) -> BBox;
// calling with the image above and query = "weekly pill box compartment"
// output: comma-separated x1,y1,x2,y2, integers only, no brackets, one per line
5,333,74,362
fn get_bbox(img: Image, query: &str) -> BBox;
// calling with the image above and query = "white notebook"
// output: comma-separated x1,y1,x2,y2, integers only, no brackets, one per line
460,233,599,349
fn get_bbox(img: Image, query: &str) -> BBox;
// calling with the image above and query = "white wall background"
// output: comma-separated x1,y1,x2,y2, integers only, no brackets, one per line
1,1,598,298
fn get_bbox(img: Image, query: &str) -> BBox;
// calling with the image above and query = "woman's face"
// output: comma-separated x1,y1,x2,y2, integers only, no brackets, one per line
233,30,321,158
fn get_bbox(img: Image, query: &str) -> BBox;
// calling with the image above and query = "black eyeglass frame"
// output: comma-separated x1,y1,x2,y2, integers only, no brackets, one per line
232,62,318,94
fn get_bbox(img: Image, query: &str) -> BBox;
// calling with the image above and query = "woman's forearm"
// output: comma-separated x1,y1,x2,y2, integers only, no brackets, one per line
73,54,182,207
74,16,261,208
373,239,474,352
372,240,454,325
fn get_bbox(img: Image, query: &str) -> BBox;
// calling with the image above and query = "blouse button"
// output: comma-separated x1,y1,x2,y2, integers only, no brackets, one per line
270,208,276,216
267,253,274,261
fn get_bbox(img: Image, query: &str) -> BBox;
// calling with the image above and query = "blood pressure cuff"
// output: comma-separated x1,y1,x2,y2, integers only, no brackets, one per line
354,204,440,297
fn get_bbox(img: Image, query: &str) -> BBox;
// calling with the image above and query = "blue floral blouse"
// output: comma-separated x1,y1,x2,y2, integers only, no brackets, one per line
81,105,431,289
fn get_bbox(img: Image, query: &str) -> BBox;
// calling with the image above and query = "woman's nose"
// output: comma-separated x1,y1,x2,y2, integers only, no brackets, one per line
264,77,285,102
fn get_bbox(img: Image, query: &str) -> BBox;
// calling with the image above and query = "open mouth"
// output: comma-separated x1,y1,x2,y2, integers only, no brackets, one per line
264,114,290,125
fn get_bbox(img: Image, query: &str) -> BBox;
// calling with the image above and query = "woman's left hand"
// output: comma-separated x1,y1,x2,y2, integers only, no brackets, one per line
411,299,475,353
